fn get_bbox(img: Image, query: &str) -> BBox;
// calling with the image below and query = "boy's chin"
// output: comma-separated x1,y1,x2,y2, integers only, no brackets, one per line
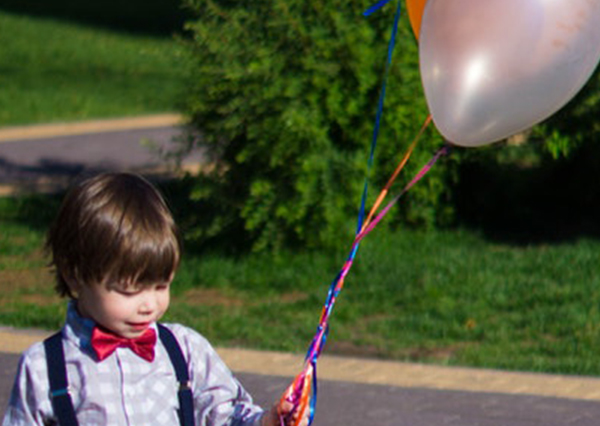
120,327,152,339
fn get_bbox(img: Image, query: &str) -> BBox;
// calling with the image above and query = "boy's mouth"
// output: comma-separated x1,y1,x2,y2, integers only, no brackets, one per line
127,322,151,331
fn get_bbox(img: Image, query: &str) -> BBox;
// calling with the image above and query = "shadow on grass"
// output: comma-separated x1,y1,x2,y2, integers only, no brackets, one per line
0,0,193,36
455,140,600,245
1,192,64,233
1,173,253,256
158,176,255,256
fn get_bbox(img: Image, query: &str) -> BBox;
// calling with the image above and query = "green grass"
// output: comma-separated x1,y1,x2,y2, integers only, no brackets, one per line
0,10,187,125
2,194,600,376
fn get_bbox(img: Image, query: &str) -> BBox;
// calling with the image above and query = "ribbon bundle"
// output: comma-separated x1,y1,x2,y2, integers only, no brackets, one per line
280,1,449,424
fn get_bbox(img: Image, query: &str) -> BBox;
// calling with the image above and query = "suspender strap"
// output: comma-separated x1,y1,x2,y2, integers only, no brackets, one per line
43,332,80,426
43,326,194,426
158,324,195,426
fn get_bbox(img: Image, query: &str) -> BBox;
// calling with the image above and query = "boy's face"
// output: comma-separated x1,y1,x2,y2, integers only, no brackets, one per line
74,280,171,339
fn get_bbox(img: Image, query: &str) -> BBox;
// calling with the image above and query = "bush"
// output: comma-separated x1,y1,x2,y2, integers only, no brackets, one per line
178,0,451,251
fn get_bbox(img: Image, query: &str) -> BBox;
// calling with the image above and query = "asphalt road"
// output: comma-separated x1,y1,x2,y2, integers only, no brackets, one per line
2,350,600,425
0,125,202,193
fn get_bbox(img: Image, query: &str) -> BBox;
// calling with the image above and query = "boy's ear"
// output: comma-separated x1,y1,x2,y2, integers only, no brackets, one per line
63,274,80,298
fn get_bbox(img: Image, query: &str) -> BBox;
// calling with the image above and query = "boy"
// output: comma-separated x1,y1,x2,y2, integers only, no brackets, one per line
2,172,306,426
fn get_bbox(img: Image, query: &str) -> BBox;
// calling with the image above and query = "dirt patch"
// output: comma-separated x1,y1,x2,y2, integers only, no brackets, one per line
0,268,58,306
402,344,465,362
175,287,309,308
326,340,386,359
16,293,61,306
326,340,477,363
273,291,309,304
0,268,51,289
0,267,46,284
176,287,246,307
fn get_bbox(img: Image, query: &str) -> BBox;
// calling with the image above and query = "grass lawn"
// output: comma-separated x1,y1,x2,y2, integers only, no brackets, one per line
2,194,600,376
0,10,186,126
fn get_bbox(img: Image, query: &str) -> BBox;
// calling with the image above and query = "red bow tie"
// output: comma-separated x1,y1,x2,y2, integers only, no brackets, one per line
91,327,157,362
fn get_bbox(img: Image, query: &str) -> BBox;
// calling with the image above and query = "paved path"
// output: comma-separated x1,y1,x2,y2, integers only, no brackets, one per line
1,116,600,424
0,114,203,194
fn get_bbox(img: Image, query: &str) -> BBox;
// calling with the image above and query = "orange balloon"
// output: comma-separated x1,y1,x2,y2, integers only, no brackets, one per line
406,0,428,39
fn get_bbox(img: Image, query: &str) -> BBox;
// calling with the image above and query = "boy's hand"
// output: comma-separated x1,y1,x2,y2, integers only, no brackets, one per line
261,399,309,426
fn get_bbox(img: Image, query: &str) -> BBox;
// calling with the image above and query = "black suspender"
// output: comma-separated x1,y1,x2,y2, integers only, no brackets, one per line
44,333,79,426
157,324,195,426
43,325,195,426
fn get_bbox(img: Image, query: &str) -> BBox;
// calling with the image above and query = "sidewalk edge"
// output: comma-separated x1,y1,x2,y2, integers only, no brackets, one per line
2,327,600,402
0,114,184,143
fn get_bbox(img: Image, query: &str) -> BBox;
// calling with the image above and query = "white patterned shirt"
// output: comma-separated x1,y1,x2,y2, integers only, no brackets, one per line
2,303,265,426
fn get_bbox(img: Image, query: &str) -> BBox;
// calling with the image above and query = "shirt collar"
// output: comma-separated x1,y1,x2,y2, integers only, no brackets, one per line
63,300,97,358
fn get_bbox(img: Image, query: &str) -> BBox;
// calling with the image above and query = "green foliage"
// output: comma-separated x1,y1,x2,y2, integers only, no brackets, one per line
536,67,600,159
179,0,449,251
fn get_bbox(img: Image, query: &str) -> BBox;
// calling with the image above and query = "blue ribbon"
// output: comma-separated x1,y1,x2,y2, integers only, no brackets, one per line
363,0,394,17
356,0,403,245
305,2,404,424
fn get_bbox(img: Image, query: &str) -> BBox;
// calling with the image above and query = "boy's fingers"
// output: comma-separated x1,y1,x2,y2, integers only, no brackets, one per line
278,400,294,414
278,384,311,426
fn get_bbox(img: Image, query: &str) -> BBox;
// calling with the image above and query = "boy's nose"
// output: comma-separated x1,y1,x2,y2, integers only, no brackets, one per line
139,294,158,314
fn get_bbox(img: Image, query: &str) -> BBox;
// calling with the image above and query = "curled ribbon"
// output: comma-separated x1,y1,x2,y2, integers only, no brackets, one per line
279,1,449,424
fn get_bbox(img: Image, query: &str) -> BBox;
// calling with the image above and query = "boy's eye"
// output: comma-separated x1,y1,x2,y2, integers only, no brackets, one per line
117,288,141,296
112,284,142,296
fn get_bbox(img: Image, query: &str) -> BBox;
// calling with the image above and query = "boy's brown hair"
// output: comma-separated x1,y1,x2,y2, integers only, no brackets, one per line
47,172,181,298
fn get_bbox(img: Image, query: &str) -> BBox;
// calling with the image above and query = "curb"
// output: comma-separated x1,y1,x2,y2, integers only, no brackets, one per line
0,114,183,143
3,327,600,402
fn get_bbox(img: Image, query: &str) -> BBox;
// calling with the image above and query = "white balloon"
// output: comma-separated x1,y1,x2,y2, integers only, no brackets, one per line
419,0,600,147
